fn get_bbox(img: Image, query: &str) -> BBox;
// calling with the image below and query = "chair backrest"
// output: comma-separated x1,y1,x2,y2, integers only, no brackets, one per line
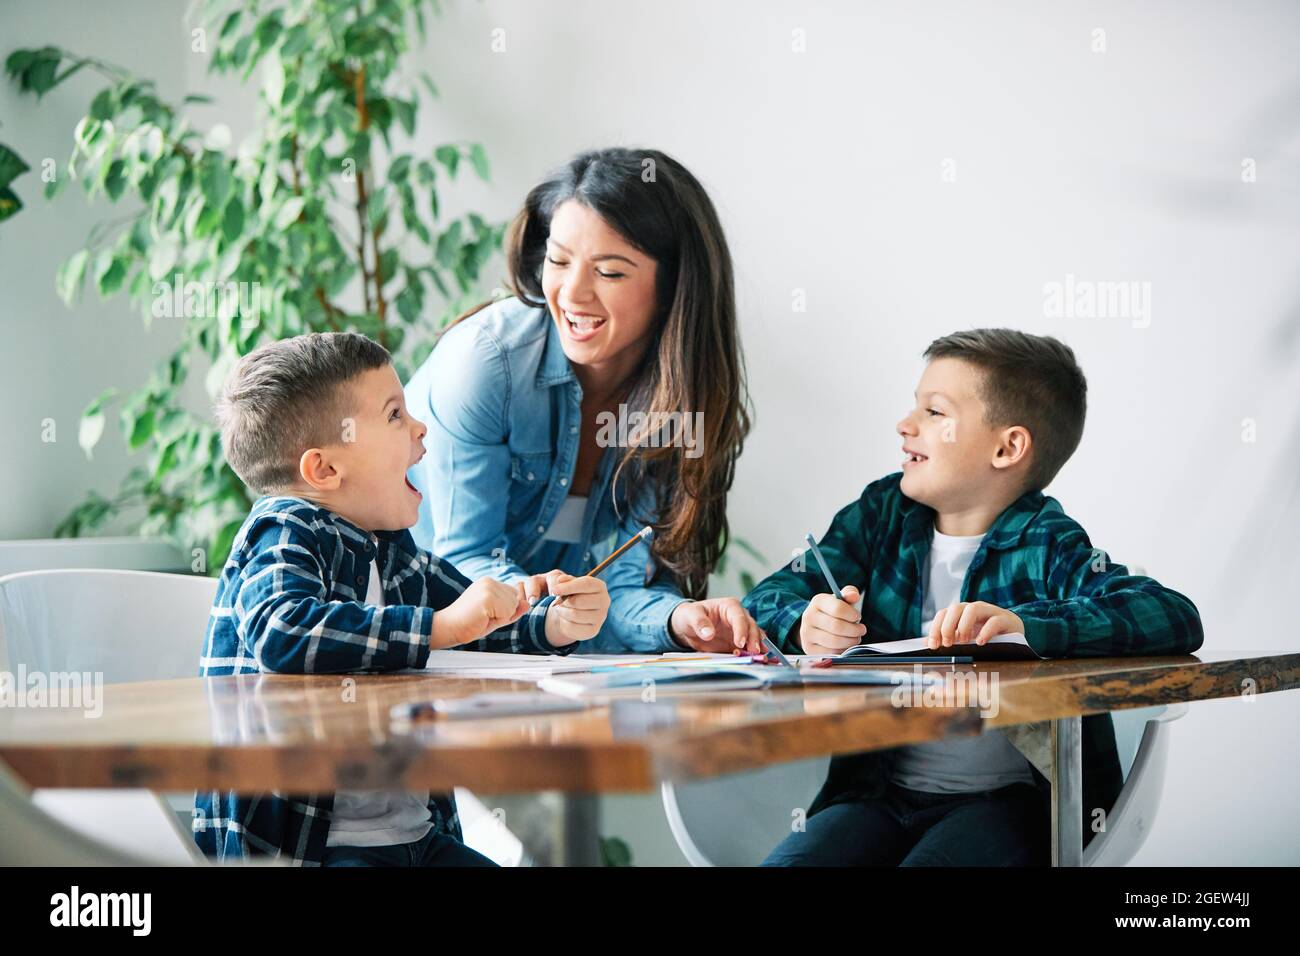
0,757,165,865
1083,702,1188,866
0,569,216,683
1111,704,1165,778
663,705,1188,867
0,537,187,578
661,756,831,867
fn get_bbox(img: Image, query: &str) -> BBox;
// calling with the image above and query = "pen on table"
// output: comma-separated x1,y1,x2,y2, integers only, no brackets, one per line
811,655,974,667
532,526,653,606
760,634,799,671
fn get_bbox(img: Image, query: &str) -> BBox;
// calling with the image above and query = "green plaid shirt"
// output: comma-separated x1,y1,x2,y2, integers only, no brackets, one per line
742,472,1204,844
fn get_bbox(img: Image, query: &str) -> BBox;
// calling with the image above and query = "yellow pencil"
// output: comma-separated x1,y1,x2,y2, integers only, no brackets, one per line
542,526,653,607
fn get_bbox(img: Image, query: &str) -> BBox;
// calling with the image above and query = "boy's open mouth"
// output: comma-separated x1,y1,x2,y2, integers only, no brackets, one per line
902,448,929,468
404,475,422,499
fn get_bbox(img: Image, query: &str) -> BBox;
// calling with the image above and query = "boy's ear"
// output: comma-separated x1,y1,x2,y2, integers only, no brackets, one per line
298,447,343,491
991,425,1031,471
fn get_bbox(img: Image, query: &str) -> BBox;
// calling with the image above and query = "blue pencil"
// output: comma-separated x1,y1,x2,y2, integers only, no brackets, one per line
804,533,844,600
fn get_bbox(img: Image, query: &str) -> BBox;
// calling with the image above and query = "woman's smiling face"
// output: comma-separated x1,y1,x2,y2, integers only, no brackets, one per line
541,199,660,385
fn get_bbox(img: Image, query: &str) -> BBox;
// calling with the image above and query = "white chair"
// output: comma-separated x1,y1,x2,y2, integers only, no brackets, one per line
0,755,290,866
0,568,216,864
0,755,181,866
453,787,527,866
1082,703,1188,866
661,757,830,867
661,705,1187,866
0,537,187,578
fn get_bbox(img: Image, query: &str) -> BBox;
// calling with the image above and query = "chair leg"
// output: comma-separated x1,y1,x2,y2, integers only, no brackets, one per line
1050,716,1083,866
560,793,601,866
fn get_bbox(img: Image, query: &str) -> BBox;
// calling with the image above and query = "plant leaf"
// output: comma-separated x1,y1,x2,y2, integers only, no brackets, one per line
273,196,304,229
468,143,489,181
0,186,21,222
434,144,459,178
56,249,89,304
0,143,31,189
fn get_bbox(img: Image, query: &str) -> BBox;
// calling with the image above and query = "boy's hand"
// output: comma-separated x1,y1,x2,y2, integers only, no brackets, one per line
799,585,867,655
926,601,1024,648
432,578,529,648
541,571,611,647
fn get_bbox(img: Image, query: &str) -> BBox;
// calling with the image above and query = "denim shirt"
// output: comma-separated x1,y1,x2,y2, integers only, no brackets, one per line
404,295,690,653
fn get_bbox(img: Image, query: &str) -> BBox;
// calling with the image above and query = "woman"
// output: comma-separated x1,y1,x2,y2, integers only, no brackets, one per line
405,147,762,653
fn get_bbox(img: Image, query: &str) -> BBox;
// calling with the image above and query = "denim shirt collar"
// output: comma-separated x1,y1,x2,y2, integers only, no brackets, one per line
535,309,578,390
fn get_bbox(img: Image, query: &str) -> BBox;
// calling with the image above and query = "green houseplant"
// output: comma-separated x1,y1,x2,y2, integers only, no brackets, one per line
6,0,504,571
0,139,30,221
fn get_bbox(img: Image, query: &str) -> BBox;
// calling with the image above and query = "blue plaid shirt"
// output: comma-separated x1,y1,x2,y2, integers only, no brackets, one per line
743,472,1205,846
194,495,571,865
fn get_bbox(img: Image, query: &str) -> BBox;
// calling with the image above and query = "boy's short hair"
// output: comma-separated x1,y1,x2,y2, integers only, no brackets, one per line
923,328,1087,491
216,332,391,495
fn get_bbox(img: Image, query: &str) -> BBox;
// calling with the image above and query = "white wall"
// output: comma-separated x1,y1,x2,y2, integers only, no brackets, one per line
404,0,1300,866
2,0,1296,865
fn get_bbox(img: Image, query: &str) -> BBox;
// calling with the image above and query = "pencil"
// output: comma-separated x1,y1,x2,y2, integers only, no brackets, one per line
585,526,653,578
543,526,653,607
804,533,844,600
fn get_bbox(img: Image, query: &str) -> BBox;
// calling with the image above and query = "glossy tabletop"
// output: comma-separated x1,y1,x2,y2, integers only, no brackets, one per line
1,649,1295,792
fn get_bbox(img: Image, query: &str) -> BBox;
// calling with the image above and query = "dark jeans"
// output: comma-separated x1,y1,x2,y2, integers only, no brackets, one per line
321,827,498,867
761,780,1049,866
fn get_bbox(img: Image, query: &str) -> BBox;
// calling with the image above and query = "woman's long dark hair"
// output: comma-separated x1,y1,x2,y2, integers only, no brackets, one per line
453,147,751,599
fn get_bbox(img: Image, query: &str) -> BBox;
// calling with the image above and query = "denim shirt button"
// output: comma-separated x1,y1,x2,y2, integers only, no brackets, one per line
559,478,568,487
569,425,578,434
527,472,535,481
536,525,545,534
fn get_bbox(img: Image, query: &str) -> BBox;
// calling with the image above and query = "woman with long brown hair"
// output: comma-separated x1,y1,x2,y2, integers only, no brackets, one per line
404,147,762,653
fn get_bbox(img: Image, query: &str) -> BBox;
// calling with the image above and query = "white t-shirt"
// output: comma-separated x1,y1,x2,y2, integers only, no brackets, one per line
543,495,587,544
887,526,1036,794
325,558,434,847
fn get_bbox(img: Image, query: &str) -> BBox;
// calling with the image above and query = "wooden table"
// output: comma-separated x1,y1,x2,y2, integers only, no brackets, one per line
2,649,1296,865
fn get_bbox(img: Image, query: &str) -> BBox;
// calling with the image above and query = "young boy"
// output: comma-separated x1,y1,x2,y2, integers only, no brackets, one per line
194,331,610,866
745,328,1204,866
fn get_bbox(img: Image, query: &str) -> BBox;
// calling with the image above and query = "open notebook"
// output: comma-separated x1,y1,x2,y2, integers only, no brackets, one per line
835,633,1045,661
538,662,943,699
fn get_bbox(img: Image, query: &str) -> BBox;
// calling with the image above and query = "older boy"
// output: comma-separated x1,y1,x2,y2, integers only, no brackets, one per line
745,328,1203,866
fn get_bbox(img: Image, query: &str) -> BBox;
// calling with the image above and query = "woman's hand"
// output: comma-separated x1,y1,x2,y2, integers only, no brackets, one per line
669,597,765,655
538,571,611,647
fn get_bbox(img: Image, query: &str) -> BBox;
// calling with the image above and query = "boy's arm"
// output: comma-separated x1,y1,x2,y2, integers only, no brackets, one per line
1009,519,1204,658
415,549,575,656
233,518,432,674
742,493,876,654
